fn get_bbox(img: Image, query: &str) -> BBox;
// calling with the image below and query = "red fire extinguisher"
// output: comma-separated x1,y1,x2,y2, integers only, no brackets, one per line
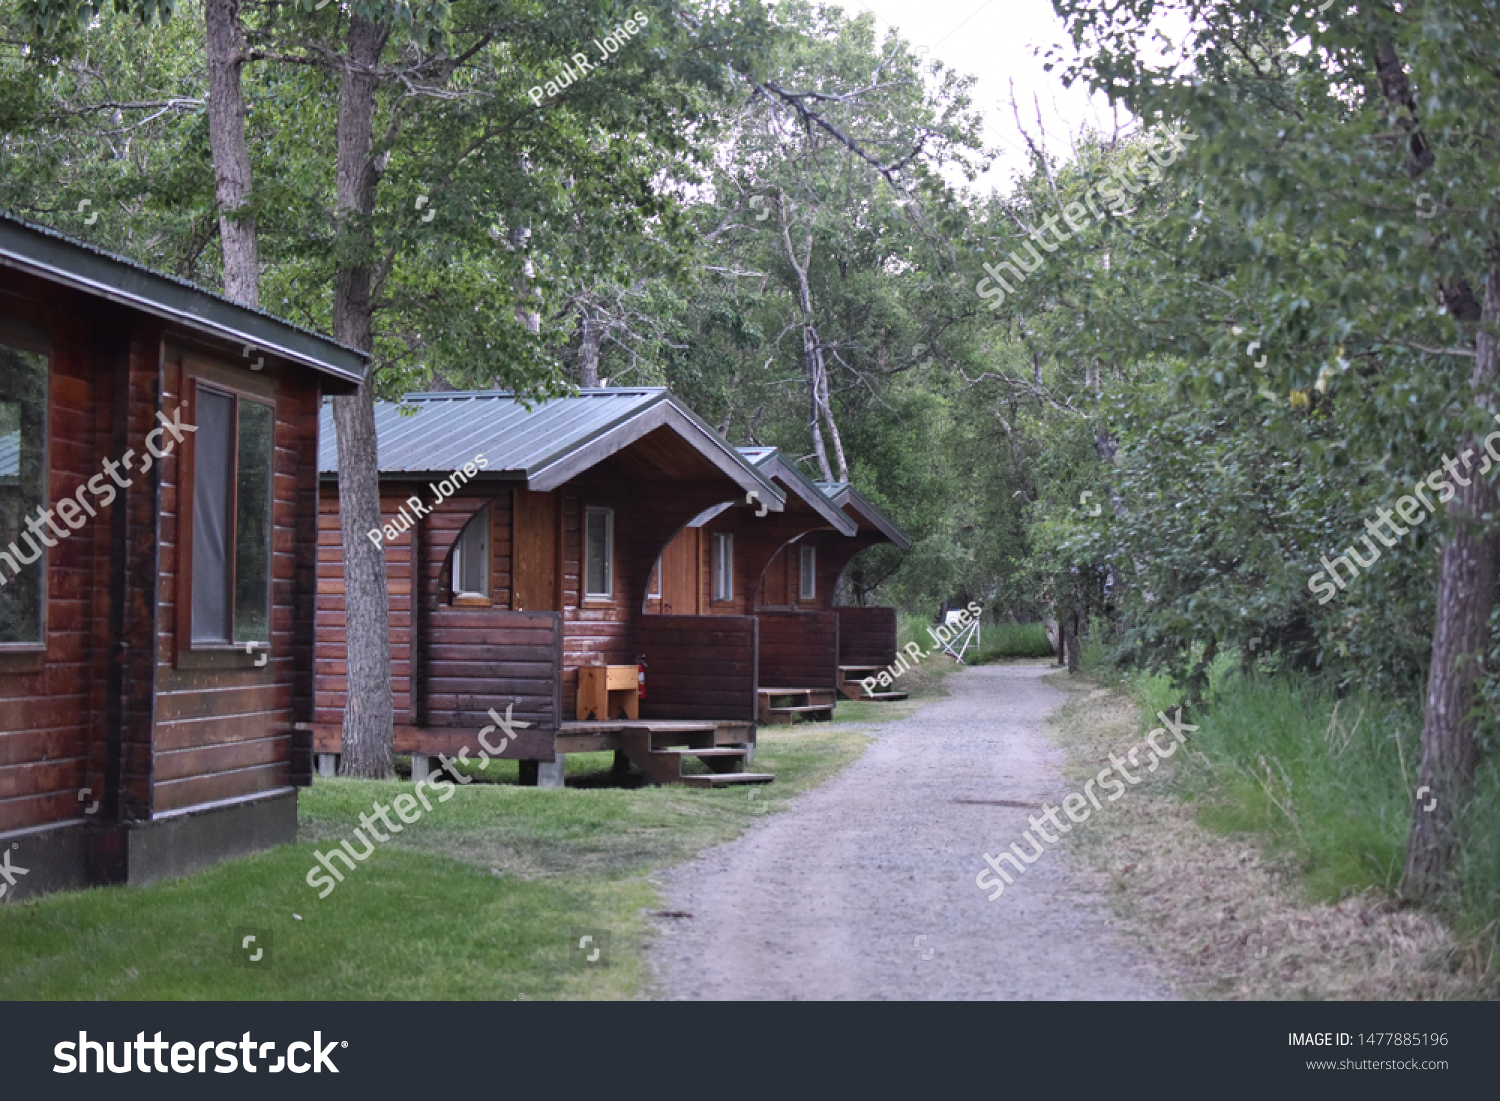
637,655,647,701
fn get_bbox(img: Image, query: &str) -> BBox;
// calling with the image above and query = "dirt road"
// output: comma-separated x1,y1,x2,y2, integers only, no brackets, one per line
648,662,1176,1000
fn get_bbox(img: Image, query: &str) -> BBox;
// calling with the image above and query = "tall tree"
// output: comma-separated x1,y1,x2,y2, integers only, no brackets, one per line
1048,0,1500,900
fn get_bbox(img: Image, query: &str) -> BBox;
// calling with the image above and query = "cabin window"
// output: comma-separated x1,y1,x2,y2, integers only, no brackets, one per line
191,384,274,645
799,544,816,601
712,531,734,603
647,556,662,599
451,507,490,600
584,506,613,599
0,338,47,646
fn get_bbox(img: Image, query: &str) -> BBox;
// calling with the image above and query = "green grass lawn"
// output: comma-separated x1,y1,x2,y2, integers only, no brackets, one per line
0,714,888,1000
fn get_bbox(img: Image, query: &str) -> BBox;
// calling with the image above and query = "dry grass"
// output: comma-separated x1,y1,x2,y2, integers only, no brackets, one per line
1043,673,1486,1000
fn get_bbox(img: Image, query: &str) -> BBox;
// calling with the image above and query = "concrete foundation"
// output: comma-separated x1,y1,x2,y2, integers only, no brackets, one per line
519,755,566,789
0,788,299,903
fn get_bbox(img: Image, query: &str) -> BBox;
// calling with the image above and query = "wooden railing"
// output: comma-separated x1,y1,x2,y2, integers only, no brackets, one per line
423,608,562,731
757,610,839,689
638,615,758,721
835,605,898,669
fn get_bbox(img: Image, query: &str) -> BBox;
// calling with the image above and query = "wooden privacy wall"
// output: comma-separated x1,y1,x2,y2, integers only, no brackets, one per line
836,605,898,668
638,614,757,721
425,608,561,731
757,610,838,690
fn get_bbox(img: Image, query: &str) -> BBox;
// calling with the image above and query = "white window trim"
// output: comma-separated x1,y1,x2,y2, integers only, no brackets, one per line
584,506,614,599
799,544,816,601
713,531,734,603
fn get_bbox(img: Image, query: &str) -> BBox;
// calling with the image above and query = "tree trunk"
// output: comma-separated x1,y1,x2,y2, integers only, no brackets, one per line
203,0,259,307
1402,263,1500,901
331,13,395,779
1065,606,1080,674
578,311,603,387
777,201,840,481
511,221,540,337
816,355,849,481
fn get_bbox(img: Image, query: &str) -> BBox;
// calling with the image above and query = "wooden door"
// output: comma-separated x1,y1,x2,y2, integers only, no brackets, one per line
512,488,558,611
658,527,700,615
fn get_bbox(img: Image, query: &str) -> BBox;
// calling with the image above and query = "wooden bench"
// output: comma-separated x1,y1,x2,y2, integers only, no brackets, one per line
576,663,640,721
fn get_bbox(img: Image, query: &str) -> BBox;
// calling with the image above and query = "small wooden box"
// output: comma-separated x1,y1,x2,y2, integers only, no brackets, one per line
576,664,639,721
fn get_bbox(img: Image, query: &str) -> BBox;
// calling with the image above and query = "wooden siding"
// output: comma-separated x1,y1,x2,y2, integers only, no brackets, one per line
0,281,111,833
0,261,332,835
757,610,838,690
315,483,500,728
638,614,757,721
152,346,319,813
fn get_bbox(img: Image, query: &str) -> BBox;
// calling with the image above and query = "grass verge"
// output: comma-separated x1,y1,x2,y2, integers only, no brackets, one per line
1039,668,1491,999
0,722,874,1000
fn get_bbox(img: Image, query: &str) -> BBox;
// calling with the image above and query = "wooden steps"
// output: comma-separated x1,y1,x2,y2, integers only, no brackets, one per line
836,665,909,702
758,687,837,724
680,772,775,788
619,726,771,787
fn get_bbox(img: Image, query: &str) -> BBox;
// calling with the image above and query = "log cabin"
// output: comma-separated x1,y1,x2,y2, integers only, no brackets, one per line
646,447,862,723
0,214,365,901
313,388,789,787
777,479,912,703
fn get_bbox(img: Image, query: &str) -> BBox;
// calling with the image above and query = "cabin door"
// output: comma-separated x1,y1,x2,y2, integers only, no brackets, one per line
658,527,701,615
512,488,558,612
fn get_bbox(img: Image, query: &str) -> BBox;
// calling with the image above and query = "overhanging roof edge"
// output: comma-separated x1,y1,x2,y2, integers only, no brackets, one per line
0,216,367,386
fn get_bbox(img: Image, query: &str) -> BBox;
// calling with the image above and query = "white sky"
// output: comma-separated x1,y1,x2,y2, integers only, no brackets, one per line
833,0,1134,193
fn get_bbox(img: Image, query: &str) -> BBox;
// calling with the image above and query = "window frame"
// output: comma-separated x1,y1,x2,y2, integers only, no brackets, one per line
799,544,817,602
583,505,614,601
449,506,492,605
0,319,51,656
712,531,734,604
175,358,277,669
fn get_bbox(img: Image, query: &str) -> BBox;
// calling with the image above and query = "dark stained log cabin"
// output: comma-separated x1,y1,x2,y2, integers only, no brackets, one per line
313,389,787,786
0,215,364,902
647,447,860,721
766,480,911,701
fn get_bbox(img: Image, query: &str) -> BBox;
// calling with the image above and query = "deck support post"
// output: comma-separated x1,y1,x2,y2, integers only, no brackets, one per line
410,755,437,782
520,754,565,788
316,753,338,778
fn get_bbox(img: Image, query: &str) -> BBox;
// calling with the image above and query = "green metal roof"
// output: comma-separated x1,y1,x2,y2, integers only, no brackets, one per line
319,388,785,505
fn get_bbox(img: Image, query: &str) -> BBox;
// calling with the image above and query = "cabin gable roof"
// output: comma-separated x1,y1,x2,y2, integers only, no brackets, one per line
0,213,366,387
738,447,857,535
319,388,786,506
815,480,912,550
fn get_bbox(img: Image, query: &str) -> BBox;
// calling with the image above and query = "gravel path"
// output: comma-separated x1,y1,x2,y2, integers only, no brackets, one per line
648,662,1177,1000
